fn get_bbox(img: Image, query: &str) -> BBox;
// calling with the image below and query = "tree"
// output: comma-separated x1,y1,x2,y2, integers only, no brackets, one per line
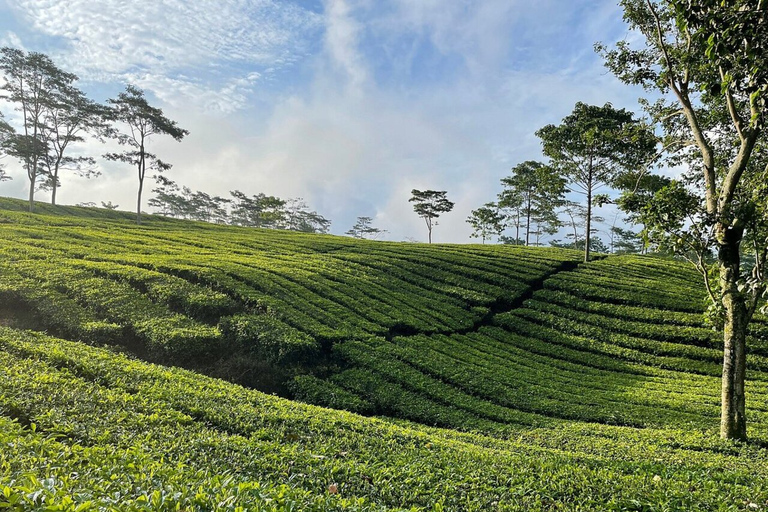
598,0,768,440
230,190,286,228
0,47,63,211
409,189,454,243
529,207,562,247
498,161,566,246
282,198,331,233
38,81,107,205
466,202,505,244
346,216,387,239
609,225,643,254
0,111,13,183
614,171,672,253
536,102,657,262
105,85,188,224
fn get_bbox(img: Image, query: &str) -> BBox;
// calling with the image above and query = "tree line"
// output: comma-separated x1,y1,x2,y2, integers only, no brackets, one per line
413,0,768,442
146,177,331,233
0,47,334,232
0,47,186,224
464,101,658,261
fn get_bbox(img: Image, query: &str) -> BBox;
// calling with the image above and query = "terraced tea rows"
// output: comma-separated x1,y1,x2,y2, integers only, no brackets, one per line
2,199,768,509
0,201,578,383
2,327,768,511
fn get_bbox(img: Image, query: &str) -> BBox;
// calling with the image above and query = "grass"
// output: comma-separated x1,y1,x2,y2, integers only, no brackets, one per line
1,196,768,510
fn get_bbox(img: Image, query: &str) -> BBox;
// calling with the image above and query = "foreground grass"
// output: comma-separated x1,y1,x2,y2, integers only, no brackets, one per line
2,327,768,511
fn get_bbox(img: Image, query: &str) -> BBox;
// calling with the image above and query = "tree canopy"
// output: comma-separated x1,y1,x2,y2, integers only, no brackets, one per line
498,161,565,247
409,189,454,244
105,85,188,224
536,102,657,262
599,0,768,440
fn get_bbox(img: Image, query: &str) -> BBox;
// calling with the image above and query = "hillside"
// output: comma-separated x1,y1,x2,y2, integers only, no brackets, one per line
1,198,768,510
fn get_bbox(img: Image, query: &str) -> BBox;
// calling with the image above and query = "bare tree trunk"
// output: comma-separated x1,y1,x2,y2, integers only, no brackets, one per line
137,148,145,225
137,177,143,224
718,231,748,440
525,199,531,247
51,169,58,206
584,190,592,262
28,173,35,212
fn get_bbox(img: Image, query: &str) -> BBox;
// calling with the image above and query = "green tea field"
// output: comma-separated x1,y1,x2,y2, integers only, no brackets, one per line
1,198,768,511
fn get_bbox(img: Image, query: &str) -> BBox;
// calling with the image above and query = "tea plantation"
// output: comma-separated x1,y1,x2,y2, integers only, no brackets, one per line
1,197,768,511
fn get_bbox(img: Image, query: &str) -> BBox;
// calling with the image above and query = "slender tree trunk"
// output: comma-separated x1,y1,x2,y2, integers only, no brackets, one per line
51,168,58,206
136,156,144,225
137,176,143,224
137,146,145,224
525,197,532,246
718,229,748,440
28,172,35,212
584,160,593,262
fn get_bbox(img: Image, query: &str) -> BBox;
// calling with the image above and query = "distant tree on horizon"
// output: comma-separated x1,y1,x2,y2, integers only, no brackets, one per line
0,110,12,183
537,102,657,262
466,202,505,244
104,85,188,224
498,161,565,246
346,216,387,240
409,189,454,244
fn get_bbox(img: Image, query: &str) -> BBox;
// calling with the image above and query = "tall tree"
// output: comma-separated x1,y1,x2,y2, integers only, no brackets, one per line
346,216,387,239
0,47,64,211
230,190,286,228
614,171,672,253
39,82,107,205
0,111,12,183
498,161,566,246
598,0,768,440
466,202,506,244
282,198,331,233
409,189,454,244
536,102,657,262
105,85,188,224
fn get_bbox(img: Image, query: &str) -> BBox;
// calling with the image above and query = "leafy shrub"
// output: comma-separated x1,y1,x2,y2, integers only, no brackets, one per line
220,314,321,365
290,374,374,415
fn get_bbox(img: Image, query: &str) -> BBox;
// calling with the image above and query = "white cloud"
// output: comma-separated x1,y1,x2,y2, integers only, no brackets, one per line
0,1,651,244
323,0,368,93
5,0,321,111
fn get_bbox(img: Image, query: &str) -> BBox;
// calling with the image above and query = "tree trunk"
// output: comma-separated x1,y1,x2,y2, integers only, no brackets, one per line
718,231,748,440
51,170,58,206
525,199,531,247
28,174,35,213
136,177,143,224
584,189,592,262
137,149,145,225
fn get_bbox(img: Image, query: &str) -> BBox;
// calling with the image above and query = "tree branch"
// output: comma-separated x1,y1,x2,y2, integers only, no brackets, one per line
720,67,746,141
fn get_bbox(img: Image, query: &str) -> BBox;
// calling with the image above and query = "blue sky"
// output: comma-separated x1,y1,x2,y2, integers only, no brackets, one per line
0,0,646,243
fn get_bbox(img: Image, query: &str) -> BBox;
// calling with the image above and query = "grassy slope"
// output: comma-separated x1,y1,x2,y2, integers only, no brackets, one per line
1,197,768,510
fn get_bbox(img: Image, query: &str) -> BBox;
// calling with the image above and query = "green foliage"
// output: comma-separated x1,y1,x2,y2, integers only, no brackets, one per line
498,161,566,246
466,202,505,243
537,102,657,261
409,189,454,243
220,314,321,365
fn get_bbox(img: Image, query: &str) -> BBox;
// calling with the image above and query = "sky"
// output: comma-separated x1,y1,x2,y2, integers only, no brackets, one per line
0,0,648,243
